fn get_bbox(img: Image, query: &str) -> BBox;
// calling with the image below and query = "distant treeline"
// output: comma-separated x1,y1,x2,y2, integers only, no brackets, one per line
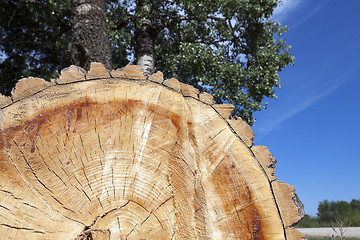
296,199,360,228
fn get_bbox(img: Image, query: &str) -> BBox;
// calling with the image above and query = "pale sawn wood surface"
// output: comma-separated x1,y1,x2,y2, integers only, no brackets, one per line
0,63,303,239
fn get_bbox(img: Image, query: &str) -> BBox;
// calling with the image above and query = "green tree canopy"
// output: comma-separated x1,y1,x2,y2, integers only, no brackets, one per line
0,0,293,125
296,199,360,228
0,0,72,94
318,199,360,226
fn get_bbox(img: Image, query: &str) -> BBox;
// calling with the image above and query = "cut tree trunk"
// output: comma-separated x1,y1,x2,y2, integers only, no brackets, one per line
0,63,304,239
71,0,112,70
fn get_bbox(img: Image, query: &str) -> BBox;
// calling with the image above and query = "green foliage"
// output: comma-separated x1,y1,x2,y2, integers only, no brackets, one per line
0,0,293,125
296,214,321,228
318,199,360,227
296,199,360,228
0,0,72,95
144,0,293,124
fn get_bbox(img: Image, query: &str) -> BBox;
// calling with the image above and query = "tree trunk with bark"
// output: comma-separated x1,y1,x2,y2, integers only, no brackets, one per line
71,0,112,70
0,63,304,239
135,0,157,75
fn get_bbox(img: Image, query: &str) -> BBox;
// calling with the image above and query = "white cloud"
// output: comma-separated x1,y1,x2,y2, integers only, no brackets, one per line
272,0,303,22
253,65,360,139
272,0,329,27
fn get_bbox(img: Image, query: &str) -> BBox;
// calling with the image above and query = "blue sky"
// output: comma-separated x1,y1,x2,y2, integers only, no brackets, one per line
252,0,360,216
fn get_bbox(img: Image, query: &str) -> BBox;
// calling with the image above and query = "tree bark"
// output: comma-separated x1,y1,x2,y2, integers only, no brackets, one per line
71,0,112,71
0,63,304,239
135,0,157,75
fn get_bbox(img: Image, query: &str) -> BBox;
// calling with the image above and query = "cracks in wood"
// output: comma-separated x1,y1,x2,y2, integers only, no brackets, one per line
152,212,164,229
13,140,55,195
97,196,104,210
36,150,70,189
2,145,87,229
142,181,157,205
268,182,288,239
146,183,172,210
125,222,138,238
0,224,45,234
75,226,110,240
0,189,23,201
81,189,92,202
51,168,68,187
154,160,162,173
0,76,302,239
194,96,290,238
155,196,173,212
248,147,289,239
2,84,53,109
79,134,85,149
125,199,169,239
82,168,93,194
76,200,151,240
50,196,72,212
0,204,10,211
4,146,80,223
97,133,104,154
22,202,38,209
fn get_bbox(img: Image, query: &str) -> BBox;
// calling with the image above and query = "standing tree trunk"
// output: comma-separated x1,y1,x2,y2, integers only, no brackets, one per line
71,0,112,70
135,0,157,75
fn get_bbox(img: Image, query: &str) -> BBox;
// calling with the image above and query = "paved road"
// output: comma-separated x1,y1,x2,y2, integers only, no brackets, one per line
297,227,360,238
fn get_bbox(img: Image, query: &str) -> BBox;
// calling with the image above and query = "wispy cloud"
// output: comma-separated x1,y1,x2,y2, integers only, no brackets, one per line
272,0,303,23
253,65,360,139
272,0,329,28
299,1,328,23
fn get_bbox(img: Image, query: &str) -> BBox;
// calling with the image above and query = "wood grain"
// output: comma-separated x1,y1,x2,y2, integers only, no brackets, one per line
57,65,86,84
0,94,12,108
0,63,304,239
11,77,53,102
